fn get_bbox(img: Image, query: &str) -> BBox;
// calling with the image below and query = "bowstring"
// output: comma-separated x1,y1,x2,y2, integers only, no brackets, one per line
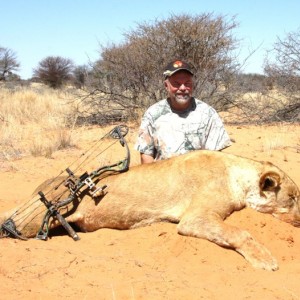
41,130,114,196
13,201,47,228
68,136,120,175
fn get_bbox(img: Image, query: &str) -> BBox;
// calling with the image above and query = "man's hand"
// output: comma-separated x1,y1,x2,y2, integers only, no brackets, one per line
141,153,154,164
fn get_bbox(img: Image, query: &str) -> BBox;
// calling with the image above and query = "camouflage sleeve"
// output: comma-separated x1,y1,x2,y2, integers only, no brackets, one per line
203,110,232,150
134,114,156,156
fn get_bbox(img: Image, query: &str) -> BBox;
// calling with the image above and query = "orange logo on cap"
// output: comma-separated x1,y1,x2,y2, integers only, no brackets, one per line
173,61,183,68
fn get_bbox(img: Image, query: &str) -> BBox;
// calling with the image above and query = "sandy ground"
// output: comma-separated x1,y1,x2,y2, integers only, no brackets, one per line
0,123,299,300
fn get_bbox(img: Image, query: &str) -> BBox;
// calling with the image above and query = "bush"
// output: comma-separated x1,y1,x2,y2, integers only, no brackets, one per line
33,56,74,89
82,13,240,124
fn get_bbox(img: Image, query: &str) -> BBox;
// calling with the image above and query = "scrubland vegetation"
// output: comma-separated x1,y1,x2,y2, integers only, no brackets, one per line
0,83,298,162
0,85,78,159
0,13,299,160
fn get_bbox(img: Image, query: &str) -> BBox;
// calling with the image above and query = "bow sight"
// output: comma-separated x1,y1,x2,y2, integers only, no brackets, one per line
0,125,130,241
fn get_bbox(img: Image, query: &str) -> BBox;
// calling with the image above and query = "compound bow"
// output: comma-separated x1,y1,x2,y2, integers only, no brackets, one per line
0,125,130,241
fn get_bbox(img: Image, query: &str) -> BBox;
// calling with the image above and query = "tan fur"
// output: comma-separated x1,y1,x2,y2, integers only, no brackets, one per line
2,150,300,271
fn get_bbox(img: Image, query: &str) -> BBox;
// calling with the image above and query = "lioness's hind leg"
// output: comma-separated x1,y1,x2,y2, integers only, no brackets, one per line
177,209,278,271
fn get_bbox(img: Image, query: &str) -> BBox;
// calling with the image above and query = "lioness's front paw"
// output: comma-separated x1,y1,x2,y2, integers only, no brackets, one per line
238,240,278,271
249,253,278,271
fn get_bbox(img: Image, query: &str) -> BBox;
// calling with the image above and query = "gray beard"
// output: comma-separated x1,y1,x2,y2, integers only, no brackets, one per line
174,94,191,105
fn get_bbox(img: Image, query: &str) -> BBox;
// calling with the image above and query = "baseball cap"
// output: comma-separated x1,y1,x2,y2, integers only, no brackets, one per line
163,60,194,78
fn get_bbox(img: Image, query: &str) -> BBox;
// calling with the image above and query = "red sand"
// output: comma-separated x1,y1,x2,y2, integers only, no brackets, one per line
0,124,299,299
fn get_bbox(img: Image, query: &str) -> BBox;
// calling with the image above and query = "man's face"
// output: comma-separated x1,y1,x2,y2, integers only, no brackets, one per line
164,71,193,111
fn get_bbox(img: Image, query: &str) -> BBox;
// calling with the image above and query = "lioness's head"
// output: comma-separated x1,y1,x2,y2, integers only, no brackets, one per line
258,169,300,227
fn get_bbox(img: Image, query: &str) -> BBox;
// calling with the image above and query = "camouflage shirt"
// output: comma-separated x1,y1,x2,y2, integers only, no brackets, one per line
135,98,231,160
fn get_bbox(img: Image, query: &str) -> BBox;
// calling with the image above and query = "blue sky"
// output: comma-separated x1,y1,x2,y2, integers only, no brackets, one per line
1,0,299,79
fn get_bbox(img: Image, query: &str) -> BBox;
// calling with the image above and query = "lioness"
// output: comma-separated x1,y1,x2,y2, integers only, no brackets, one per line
1,150,299,271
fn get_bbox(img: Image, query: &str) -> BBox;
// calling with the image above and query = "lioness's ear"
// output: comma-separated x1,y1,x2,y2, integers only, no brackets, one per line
259,171,281,191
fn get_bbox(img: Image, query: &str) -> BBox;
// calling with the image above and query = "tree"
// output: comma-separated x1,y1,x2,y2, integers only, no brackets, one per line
73,65,90,89
33,56,74,88
0,47,20,81
265,28,300,79
264,28,300,122
83,13,240,124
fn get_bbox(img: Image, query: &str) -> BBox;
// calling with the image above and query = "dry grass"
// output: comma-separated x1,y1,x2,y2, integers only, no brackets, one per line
0,84,78,159
262,135,287,152
260,124,300,156
221,89,297,124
